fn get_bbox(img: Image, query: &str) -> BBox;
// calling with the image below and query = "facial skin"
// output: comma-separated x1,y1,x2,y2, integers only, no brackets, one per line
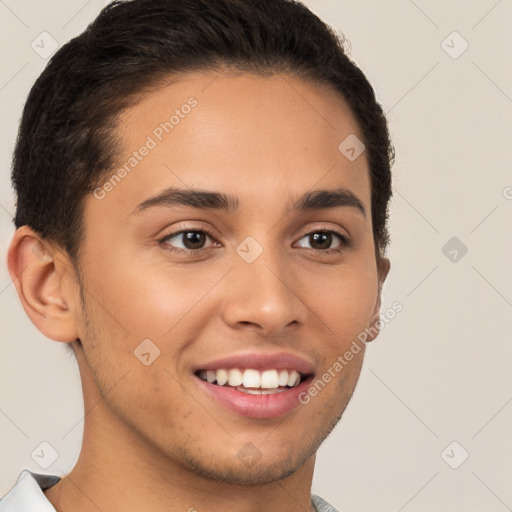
8,71,389,512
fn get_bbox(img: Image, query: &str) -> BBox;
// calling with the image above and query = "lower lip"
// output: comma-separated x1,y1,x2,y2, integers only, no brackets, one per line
195,376,314,419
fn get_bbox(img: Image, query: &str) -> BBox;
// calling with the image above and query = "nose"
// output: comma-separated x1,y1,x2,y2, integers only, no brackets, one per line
220,248,309,336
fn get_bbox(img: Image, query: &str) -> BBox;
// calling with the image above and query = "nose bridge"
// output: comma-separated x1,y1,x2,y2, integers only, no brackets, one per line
221,233,307,333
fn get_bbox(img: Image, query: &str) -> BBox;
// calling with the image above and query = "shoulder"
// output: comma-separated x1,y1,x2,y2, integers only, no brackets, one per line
0,469,60,512
311,493,340,512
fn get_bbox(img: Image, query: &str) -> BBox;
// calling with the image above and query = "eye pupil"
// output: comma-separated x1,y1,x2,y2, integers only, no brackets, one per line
310,232,332,250
184,231,206,249
164,229,343,254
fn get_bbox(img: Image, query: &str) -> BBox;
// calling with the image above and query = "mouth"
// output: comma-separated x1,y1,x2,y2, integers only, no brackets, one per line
192,353,315,419
194,368,309,394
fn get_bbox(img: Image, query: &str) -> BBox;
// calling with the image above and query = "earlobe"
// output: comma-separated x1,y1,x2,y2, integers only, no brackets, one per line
366,257,391,343
377,256,391,285
7,226,79,343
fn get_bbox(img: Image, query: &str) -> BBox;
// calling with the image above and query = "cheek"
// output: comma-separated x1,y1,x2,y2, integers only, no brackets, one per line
82,253,207,343
304,261,378,347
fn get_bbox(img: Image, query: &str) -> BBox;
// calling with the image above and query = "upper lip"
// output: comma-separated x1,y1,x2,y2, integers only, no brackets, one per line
194,352,315,374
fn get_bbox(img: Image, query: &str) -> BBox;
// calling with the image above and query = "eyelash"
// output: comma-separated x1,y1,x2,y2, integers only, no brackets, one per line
157,226,350,255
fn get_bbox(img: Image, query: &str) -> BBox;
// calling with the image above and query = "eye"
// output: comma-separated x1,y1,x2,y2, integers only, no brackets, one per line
294,229,349,253
159,229,217,253
158,226,350,255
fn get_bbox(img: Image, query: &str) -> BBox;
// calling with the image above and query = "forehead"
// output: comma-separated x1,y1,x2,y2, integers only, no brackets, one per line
87,71,370,221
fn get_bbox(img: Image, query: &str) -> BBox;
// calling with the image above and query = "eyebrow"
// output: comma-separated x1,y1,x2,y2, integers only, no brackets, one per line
131,186,366,217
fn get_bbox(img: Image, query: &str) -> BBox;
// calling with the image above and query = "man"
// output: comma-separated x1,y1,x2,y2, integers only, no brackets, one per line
1,0,393,510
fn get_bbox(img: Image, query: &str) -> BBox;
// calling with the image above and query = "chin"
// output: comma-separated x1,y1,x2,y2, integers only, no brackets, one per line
173,416,339,486
179,452,307,486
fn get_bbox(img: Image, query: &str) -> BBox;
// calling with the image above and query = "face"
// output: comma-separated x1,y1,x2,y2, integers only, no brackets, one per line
70,71,387,484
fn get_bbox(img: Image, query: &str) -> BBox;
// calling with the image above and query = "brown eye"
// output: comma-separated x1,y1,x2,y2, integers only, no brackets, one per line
295,230,349,253
160,230,214,252
181,231,207,250
309,232,333,250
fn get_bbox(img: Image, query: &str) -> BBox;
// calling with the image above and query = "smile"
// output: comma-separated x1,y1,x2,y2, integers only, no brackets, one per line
196,368,304,394
193,353,315,419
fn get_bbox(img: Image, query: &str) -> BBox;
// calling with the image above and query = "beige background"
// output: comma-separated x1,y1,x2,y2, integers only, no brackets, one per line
1,1,511,510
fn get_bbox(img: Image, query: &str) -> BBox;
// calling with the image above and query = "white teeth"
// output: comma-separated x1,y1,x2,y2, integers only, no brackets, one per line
242,369,261,388
228,368,243,387
216,368,228,386
198,368,303,389
278,369,289,387
261,369,279,389
287,370,300,387
235,386,287,395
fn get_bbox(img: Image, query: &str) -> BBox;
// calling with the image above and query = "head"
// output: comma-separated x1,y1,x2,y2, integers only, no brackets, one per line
8,0,393,485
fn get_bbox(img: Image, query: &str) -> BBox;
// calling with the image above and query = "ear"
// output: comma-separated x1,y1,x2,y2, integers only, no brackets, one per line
365,257,391,343
7,226,80,343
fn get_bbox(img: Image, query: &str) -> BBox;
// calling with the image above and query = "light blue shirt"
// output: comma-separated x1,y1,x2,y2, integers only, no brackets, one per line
0,469,339,512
